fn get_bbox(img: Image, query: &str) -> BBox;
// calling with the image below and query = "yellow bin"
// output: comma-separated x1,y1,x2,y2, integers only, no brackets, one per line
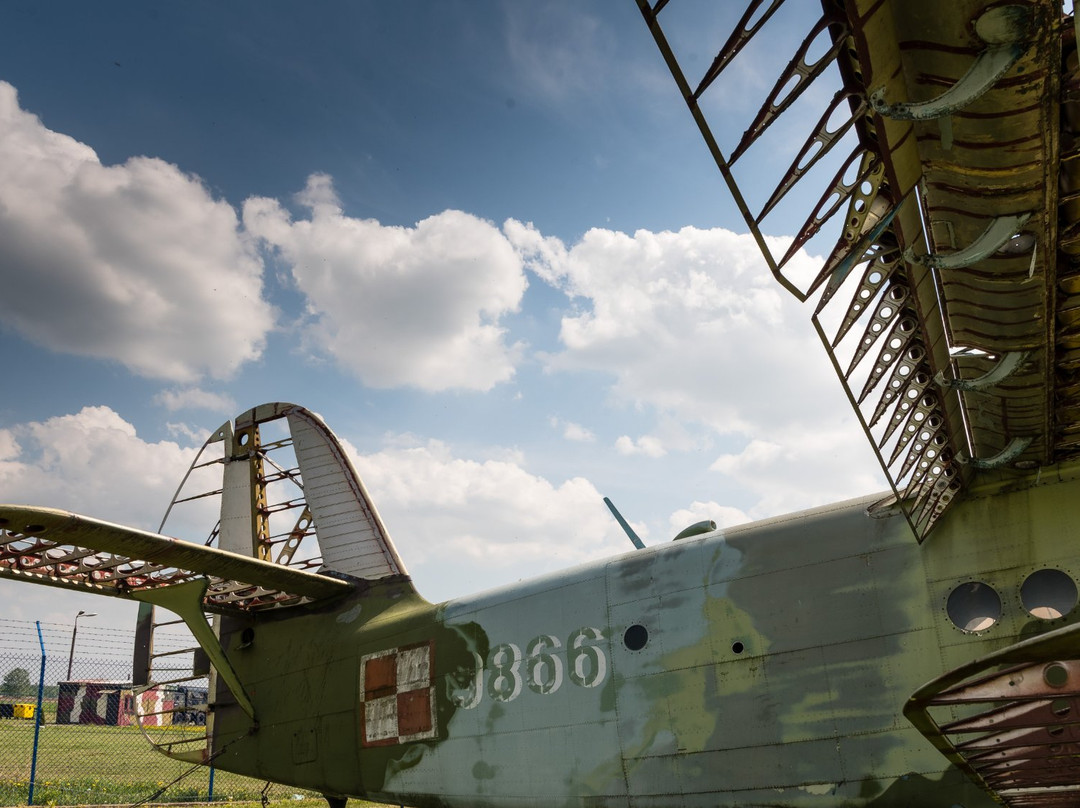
13,703,35,720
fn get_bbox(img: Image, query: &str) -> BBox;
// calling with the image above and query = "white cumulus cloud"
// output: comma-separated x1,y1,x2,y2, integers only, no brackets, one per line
614,434,666,458
0,82,273,382
0,406,203,532
549,417,595,443
154,387,237,414
244,174,527,392
346,436,630,599
507,219,887,516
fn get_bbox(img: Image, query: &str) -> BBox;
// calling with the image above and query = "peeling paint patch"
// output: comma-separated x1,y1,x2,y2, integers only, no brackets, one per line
336,603,363,623
472,761,496,780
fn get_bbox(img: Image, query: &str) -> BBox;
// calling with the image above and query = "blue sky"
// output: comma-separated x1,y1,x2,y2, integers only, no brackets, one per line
0,2,885,634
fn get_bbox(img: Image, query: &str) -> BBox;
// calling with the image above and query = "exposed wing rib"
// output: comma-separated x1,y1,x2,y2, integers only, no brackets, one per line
0,505,352,612
636,0,1068,539
906,622,1080,807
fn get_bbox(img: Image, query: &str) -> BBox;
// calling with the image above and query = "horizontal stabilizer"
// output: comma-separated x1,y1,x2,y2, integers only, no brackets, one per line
0,505,352,612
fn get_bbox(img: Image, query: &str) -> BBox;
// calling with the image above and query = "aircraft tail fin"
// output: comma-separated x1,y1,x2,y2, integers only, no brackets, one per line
1,402,416,762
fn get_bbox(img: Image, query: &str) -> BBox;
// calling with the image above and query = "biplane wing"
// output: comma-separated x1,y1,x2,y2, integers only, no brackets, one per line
636,0,1075,540
0,505,353,611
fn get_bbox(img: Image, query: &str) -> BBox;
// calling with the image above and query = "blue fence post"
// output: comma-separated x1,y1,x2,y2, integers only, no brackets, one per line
27,621,47,805
208,765,215,801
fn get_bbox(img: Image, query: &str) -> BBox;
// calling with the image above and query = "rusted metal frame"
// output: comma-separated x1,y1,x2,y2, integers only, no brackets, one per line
870,346,928,428
810,313,922,539
875,370,935,446
158,424,230,534
912,470,962,534
149,646,200,659
777,145,880,271
20,545,100,569
844,283,910,375
5,543,88,569
91,561,182,585
0,530,49,548
924,257,981,470
274,506,314,566
906,623,1080,800
896,416,950,481
634,0,805,300
171,488,226,506
829,247,903,346
692,0,787,100
813,164,897,313
909,213,1036,269
856,313,919,402
756,91,868,224
257,446,302,487
958,721,1080,752
259,466,303,488
202,521,221,548
262,496,307,516
869,6,1035,122
730,13,849,165
248,423,272,562
887,391,944,467
265,527,313,544
982,754,1080,776
1044,18,1067,469
0,565,125,595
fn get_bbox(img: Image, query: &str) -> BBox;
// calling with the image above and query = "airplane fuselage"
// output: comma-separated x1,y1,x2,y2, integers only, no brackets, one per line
206,463,1080,807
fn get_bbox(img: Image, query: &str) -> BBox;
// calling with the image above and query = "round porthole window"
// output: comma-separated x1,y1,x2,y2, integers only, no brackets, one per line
947,581,1001,633
623,624,649,651
1021,569,1078,620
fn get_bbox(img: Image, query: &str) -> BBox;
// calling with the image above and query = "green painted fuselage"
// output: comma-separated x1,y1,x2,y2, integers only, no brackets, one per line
206,465,1080,807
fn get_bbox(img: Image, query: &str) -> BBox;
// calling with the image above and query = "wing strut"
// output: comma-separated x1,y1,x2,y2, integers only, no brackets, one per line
132,579,256,720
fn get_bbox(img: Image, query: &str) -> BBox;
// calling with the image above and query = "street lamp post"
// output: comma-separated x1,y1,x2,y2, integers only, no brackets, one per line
66,610,97,681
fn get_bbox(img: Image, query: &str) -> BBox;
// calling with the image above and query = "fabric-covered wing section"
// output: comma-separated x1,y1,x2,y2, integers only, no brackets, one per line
0,505,351,612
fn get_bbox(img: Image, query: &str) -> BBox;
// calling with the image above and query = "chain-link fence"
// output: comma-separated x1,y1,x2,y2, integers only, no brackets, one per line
0,618,313,805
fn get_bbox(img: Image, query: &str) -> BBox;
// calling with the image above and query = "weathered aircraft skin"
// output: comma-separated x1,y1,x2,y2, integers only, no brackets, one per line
5,0,1079,802
198,461,1080,807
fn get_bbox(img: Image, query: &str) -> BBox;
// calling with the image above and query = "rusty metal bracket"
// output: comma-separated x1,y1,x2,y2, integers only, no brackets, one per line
906,621,1080,807
960,436,1035,469
731,13,848,164
870,5,1034,121
907,213,1034,269
936,351,1029,392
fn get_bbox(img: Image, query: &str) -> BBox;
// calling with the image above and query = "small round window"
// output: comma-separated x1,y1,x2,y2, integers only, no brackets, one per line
1021,569,1078,620
947,581,1001,633
623,624,649,651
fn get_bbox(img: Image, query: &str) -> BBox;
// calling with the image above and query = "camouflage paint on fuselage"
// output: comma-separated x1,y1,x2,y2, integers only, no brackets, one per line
206,462,1080,807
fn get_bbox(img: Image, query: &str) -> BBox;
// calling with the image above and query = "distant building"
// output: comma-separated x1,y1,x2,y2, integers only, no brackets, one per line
56,680,206,726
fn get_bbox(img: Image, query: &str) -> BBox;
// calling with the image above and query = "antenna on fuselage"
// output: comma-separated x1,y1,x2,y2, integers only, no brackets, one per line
603,496,646,550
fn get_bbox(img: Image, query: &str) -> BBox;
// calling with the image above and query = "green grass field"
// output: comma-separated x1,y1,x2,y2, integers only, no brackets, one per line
0,719,337,806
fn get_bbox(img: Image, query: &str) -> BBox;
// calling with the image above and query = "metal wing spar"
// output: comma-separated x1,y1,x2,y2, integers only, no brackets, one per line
0,505,352,611
636,0,1072,539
